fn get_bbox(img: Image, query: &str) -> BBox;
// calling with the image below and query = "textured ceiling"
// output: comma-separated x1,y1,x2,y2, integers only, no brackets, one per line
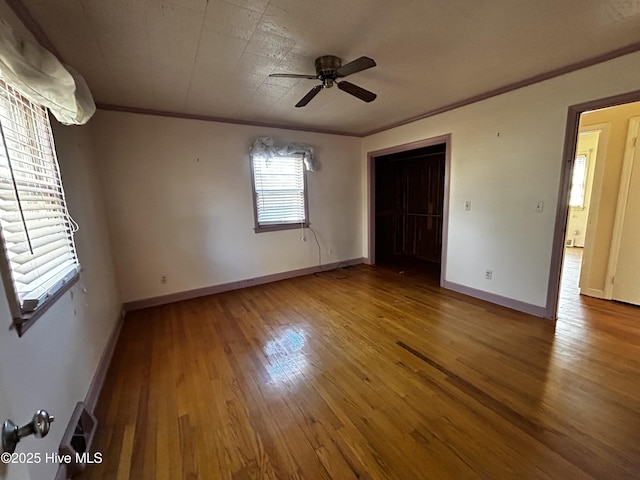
13,0,640,135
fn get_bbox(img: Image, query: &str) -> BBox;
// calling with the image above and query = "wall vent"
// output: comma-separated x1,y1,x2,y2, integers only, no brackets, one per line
58,402,98,478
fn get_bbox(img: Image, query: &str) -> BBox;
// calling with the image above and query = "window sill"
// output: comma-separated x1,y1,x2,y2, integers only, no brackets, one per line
13,269,80,337
254,222,309,233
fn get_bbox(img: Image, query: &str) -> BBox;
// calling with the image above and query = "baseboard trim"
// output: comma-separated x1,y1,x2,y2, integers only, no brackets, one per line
581,288,606,299
124,258,366,312
443,281,548,318
54,309,123,480
84,308,124,412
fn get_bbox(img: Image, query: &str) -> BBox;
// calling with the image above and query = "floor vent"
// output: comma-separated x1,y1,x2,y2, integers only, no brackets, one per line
58,402,98,478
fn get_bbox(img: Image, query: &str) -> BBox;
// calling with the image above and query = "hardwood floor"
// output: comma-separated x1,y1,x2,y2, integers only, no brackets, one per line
79,260,640,479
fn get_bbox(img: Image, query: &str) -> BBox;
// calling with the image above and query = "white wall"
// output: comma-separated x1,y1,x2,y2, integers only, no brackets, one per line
91,111,362,303
0,121,121,480
362,51,640,310
0,5,121,480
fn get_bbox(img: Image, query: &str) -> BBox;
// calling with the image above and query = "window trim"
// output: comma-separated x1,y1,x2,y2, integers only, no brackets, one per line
9,269,79,336
0,78,80,336
250,154,310,233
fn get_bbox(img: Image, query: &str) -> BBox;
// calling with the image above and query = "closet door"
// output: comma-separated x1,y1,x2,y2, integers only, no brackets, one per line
405,155,445,263
375,149,445,265
375,160,406,262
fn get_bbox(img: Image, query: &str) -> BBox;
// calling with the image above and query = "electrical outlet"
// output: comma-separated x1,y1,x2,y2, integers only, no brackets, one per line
485,269,493,280
535,201,544,213
464,200,471,211
161,275,167,284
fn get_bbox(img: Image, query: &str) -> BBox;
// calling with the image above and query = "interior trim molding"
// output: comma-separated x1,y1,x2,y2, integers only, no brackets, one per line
546,88,640,319
95,103,361,138
8,0,640,139
366,134,452,289
124,258,365,312
54,309,124,480
581,288,606,299
443,281,547,319
362,43,640,137
84,309,125,412
100,40,640,138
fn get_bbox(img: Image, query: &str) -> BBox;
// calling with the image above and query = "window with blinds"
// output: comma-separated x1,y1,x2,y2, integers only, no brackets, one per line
0,78,79,333
251,155,309,232
569,153,588,208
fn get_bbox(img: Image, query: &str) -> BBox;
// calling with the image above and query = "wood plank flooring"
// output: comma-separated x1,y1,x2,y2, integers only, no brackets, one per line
79,259,640,479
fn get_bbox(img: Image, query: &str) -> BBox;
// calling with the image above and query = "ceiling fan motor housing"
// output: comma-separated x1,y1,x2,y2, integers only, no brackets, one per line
316,55,342,79
269,55,376,107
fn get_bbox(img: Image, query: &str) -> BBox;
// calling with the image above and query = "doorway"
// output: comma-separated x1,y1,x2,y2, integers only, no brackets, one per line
367,135,451,285
550,92,640,318
559,129,601,307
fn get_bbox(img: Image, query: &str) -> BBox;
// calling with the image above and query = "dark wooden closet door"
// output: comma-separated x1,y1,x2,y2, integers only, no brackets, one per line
375,151,445,265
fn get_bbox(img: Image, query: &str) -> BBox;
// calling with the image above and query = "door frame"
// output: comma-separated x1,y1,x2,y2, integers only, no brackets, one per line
573,124,609,299
366,133,452,287
546,89,640,319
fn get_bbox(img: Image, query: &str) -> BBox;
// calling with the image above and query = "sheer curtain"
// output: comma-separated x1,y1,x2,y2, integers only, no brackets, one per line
249,137,317,172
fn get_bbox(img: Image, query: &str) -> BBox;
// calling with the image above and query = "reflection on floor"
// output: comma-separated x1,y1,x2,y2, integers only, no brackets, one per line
81,250,640,480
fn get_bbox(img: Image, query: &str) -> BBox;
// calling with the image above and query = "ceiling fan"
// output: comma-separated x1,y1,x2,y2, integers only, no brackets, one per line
269,55,377,107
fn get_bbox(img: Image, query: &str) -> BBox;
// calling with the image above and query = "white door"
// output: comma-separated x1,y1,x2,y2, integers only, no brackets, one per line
612,120,640,305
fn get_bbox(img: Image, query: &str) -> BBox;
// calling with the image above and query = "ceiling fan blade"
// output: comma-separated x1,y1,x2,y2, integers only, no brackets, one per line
295,85,323,107
337,81,377,103
269,73,318,79
336,56,376,77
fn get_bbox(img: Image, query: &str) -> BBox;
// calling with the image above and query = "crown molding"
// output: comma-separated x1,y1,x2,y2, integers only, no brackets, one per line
7,0,640,138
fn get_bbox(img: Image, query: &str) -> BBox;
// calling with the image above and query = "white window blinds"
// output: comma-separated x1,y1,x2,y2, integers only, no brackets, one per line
252,155,308,229
0,78,79,319
569,153,587,208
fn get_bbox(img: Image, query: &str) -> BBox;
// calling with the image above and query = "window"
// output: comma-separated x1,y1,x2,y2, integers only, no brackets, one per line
0,78,79,335
251,155,309,232
569,153,588,208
